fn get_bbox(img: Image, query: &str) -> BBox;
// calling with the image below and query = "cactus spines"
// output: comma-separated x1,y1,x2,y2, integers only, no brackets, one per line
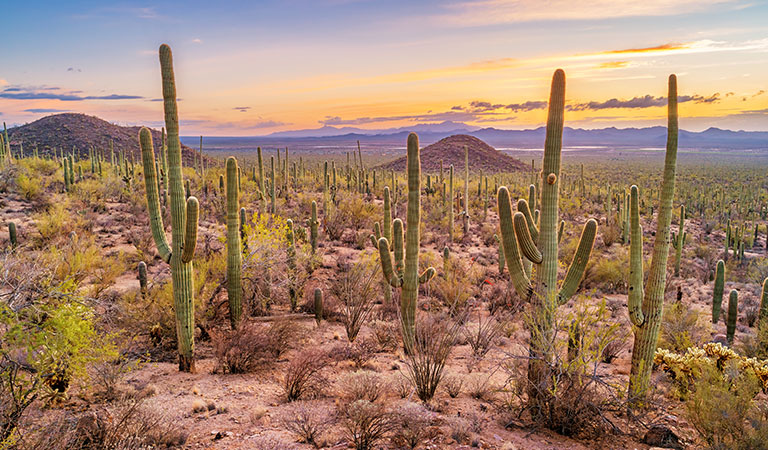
497,69,597,414
309,200,319,254
138,261,148,297
226,157,243,329
139,44,200,373
314,288,323,325
627,74,679,403
377,133,435,349
8,222,17,249
672,205,686,276
712,259,725,323
726,289,738,345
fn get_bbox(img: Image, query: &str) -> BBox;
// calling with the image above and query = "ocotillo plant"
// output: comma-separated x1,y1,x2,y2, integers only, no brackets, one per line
726,289,738,345
627,74,679,404
712,259,725,323
377,133,436,349
672,205,686,276
497,69,597,415
226,157,243,329
139,44,200,373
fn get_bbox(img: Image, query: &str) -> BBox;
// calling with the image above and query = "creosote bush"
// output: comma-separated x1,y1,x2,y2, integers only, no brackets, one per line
403,313,463,402
282,349,331,401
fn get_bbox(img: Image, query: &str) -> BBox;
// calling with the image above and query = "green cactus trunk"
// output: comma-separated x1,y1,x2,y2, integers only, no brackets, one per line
309,200,319,254
496,70,597,416
627,75,679,403
448,165,454,242
726,289,738,345
377,133,435,350
8,222,17,249
672,205,686,277
314,288,323,325
758,278,768,329
138,261,148,297
139,44,200,373
226,157,243,329
712,260,725,323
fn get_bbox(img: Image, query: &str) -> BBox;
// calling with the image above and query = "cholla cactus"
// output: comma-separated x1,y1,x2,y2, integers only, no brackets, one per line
377,133,436,349
627,75,679,403
226,157,243,329
496,70,597,413
139,44,200,372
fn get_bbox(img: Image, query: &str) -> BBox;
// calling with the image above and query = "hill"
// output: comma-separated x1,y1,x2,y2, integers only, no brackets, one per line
5,113,203,163
376,134,529,173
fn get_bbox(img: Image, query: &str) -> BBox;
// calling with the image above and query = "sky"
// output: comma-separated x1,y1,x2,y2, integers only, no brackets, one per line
1,0,767,135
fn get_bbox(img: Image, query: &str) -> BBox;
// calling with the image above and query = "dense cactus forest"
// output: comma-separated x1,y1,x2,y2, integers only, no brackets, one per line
2,44,768,449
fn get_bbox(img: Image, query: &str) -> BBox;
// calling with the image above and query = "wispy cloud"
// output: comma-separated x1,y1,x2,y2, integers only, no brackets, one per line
233,106,251,112
434,0,744,26
192,38,203,44
23,108,71,113
1,86,142,101
568,93,721,111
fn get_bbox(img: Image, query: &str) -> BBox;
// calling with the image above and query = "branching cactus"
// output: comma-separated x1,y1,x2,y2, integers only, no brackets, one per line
139,44,200,373
712,259,725,323
627,74,679,404
496,70,597,413
226,157,243,329
726,289,738,345
672,205,686,276
377,133,436,349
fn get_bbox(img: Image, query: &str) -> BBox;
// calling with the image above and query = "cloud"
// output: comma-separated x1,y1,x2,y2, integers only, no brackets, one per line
192,38,203,44
568,93,721,111
434,0,744,26
67,67,82,72
452,100,548,113
233,106,251,112
597,61,630,69
23,108,71,113
148,98,183,102
1,86,142,101
753,89,765,97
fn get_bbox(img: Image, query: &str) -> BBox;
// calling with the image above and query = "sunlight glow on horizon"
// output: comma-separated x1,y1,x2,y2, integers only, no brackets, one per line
1,0,767,135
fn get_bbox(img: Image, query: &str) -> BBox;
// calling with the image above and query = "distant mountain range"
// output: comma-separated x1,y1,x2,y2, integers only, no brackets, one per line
248,121,767,150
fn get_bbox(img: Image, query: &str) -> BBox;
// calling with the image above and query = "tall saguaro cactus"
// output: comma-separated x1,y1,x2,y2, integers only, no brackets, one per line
627,74,679,403
139,44,200,373
496,69,597,414
226,157,243,329
377,133,436,349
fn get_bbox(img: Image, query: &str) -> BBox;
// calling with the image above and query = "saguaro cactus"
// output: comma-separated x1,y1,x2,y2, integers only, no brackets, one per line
139,44,200,373
758,278,768,329
138,261,148,297
496,70,597,414
448,165,454,242
309,200,319,254
377,133,436,349
672,205,686,276
627,74,679,403
726,289,738,345
314,288,323,325
712,260,725,323
226,157,243,329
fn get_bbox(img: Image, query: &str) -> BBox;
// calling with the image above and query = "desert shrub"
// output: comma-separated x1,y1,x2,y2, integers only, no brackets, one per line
463,311,505,359
15,170,48,202
330,255,379,342
282,349,331,401
89,356,144,402
340,400,394,450
35,199,85,242
739,321,768,359
443,373,463,398
503,297,622,437
390,402,438,449
686,365,768,449
445,416,472,444
432,256,479,312
369,320,399,352
658,301,710,353
276,401,334,448
212,323,276,373
466,373,497,401
600,221,621,247
338,371,386,403
484,282,523,316
403,313,463,402
600,336,626,364
582,248,628,293
18,398,187,450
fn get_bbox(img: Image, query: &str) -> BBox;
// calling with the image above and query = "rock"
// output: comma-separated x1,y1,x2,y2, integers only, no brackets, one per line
643,425,682,449
711,334,728,345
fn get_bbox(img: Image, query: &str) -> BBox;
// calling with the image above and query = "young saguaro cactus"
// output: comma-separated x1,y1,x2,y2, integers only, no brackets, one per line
309,200,319,254
226,157,243,329
497,70,597,413
758,278,768,329
377,133,436,349
712,259,725,323
726,289,738,345
672,205,686,277
627,74,679,403
138,261,148,297
139,44,200,373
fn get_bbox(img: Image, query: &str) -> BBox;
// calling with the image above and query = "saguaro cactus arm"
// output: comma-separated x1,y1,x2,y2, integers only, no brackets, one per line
378,238,402,288
628,185,645,327
181,197,199,264
557,218,597,305
513,212,543,264
419,267,436,284
139,128,172,263
498,187,532,298
517,199,539,242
